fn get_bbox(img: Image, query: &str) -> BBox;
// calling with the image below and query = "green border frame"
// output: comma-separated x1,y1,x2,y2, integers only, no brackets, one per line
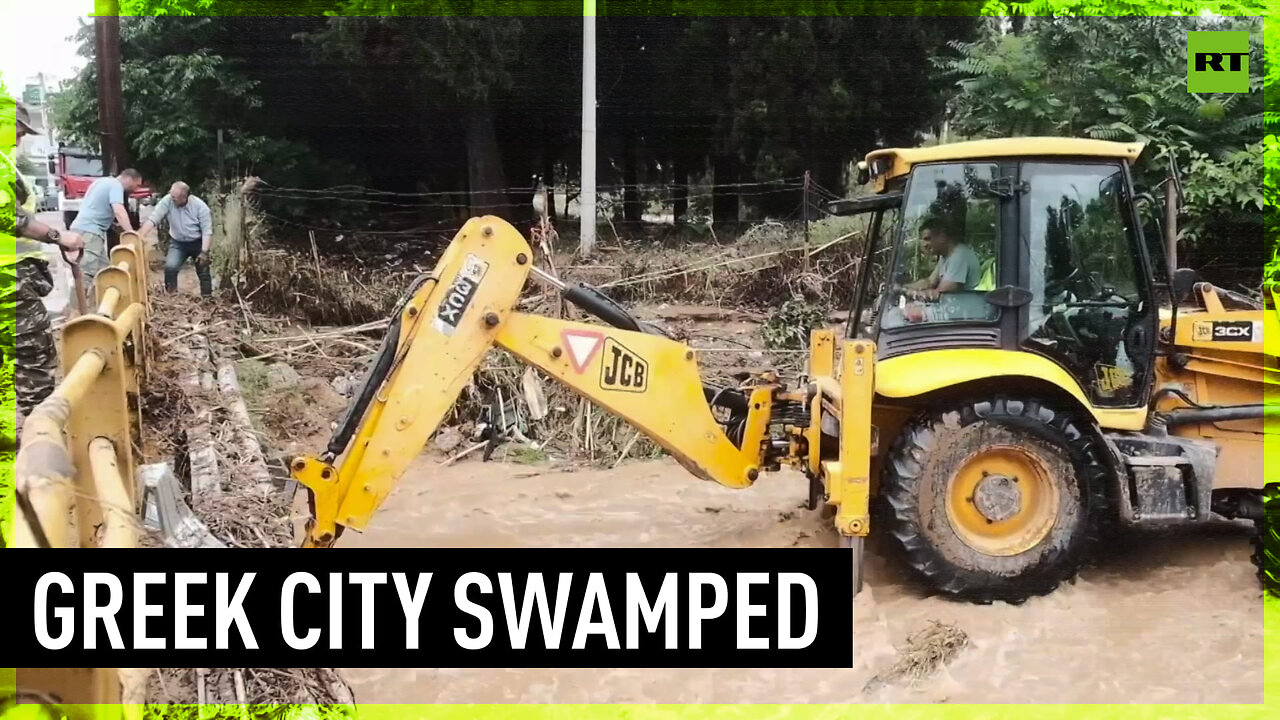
2,0,1273,716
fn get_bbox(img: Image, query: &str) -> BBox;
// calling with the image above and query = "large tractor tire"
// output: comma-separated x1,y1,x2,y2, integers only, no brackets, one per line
881,397,1108,604
1256,483,1279,597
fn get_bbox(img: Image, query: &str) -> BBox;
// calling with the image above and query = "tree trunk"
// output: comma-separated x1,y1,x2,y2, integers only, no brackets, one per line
622,129,642,223
465,107,508,219
711,154,740,226
672,157,689,225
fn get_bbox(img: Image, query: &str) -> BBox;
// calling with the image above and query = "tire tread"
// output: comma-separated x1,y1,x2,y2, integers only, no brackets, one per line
881,395,1109,603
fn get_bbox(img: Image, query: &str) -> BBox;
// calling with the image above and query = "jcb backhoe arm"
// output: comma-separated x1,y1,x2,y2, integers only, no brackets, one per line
290,217,875,586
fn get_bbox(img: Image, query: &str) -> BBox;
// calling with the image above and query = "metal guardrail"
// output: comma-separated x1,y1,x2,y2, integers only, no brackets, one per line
14,230,149,550
12,231,151,712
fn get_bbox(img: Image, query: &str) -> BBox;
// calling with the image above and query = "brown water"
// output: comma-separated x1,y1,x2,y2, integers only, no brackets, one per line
338,455,1264,704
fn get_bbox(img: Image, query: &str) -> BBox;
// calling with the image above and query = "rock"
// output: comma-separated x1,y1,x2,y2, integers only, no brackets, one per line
434,426,464,453
266,362,302,389
332,375,354,397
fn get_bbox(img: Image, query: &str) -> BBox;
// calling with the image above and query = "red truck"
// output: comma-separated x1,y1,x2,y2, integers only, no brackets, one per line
50,144,152,231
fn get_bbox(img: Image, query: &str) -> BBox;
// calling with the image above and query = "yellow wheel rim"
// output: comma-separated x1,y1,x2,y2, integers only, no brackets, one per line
946,444,1060,556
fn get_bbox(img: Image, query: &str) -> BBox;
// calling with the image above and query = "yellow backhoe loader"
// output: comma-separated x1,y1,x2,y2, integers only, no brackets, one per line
292,137,1278,603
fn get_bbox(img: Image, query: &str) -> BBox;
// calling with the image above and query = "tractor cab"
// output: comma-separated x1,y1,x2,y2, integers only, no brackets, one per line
824,138,1273,602
834,138,1159,411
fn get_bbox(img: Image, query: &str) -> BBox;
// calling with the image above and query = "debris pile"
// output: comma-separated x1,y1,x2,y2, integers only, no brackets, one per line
865,620,970,693
145,666,356,714
587,217,865,308
141,289,355,707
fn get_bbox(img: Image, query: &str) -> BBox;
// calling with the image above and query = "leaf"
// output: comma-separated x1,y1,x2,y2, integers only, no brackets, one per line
1168,124,1209,140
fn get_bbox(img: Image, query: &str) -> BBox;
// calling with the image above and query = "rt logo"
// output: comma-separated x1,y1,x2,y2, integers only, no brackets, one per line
1187,31,1249,93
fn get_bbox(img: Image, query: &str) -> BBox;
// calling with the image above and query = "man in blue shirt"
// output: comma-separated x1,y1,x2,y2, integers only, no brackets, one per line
68,168,144,300
139,181,214,296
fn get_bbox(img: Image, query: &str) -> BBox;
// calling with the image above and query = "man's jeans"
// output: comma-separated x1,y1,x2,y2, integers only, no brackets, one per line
165,240,212,296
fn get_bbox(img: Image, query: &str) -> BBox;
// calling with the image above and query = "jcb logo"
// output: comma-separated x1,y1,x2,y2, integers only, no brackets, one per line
1187,31,1249,93
600,338,648,393
1095,364,1133,395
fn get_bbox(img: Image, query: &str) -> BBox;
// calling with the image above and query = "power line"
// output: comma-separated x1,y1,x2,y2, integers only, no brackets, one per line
253,186,807,209
254,177,805,198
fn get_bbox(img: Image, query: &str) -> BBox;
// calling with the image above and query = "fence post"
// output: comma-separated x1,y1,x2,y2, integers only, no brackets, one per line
803,170,812,274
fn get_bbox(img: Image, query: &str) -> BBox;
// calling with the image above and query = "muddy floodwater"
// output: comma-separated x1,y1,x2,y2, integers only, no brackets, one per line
337,455,1264,704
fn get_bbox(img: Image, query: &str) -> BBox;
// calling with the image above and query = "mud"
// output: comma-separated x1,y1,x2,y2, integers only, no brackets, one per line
338,456,1264,704
167,253,1263,705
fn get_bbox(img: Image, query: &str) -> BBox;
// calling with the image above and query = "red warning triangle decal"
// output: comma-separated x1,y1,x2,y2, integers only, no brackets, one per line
561,329,604,374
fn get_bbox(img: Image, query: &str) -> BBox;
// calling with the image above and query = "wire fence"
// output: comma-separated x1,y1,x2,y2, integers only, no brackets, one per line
246,175,825,242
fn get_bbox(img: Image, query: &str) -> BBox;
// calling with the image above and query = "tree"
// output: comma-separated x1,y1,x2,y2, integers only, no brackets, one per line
304,8,527,219
934,14,1265,266
52,15,362,197
667,14,977,225
979,0,1267,16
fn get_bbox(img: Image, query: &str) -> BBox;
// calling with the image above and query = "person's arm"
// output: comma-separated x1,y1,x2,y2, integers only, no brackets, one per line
18,206,85,254
139,195,169,237
112,202,135,232
905,262,941,292
109,181,135,232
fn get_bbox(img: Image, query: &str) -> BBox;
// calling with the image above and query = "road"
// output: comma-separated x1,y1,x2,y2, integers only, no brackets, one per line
337,455,1265,704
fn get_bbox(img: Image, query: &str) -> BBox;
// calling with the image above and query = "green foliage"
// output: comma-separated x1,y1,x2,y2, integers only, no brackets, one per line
1265,27,1279,282
981,0,1268,15
119,0,218,14
508,445,549,464
305,12,524,105
52,15,363,199
935,15,1264,249
120,0,343,14
683,16,976,189
762,298,828,350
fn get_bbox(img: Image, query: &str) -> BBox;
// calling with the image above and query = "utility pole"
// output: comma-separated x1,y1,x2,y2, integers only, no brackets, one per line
579,0,597,256
94,0,127,175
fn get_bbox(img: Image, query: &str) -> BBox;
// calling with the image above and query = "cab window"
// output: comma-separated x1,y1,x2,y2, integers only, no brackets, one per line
1024,162,1148,406
881,162,1001,330
850,205,900,338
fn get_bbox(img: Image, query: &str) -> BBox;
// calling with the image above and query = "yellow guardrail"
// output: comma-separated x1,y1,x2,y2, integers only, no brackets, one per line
12,231,151,713
14,230,149,550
